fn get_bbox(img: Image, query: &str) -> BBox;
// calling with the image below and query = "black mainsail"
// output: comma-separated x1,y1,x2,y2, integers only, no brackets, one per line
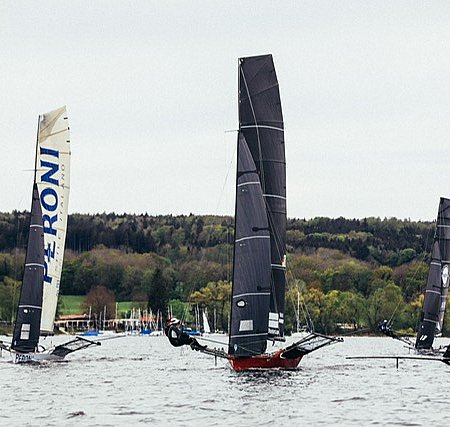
416,197,450,351
11,184,45,353
228,134,272,357
166,54,342,369
238,54,286,338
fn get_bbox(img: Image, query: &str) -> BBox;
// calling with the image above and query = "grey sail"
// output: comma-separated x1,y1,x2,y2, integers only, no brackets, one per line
416,197,450,350
12,184,45,353
435,198,450,334
228,134,272,357
238,54,286,337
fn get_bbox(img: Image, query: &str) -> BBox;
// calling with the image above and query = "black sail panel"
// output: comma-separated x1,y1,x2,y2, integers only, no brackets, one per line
436,197,450,334
239,54,286,337
12,184,45,353
415,241,442,350
228,134,272,357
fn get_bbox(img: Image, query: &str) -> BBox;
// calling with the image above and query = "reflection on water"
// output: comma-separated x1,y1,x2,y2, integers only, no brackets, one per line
1,335,449,425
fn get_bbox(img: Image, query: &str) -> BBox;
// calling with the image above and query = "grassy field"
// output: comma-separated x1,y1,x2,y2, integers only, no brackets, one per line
58,295,142,317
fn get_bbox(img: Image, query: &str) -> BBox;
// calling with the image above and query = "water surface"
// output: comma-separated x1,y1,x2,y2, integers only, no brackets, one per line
1,334,447,426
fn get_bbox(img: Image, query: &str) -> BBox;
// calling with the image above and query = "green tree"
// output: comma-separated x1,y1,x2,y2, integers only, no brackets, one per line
366,282,404,331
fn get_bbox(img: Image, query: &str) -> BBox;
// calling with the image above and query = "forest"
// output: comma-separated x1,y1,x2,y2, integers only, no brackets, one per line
0,211,442,335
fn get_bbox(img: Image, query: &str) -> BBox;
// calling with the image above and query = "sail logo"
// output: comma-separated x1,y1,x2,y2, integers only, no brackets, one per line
442,265,449,288
39,147,60,285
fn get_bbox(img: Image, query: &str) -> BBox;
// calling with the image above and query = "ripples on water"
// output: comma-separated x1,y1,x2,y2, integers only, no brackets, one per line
0,334,447,426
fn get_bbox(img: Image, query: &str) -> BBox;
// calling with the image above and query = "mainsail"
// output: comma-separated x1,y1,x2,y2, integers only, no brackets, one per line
238,54,286,338
12,184,45,353
416,197,450,350
228,134,272,357
36,106,71,333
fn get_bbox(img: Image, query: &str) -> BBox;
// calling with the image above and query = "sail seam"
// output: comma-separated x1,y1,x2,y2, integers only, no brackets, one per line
237,181,260,187
235,236,270,243
233,292,271,298
230,332,266,338
241,125,283,132
263,193,286,200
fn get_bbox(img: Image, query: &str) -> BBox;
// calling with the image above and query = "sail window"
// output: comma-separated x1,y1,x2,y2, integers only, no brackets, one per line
442,265,449,286
20,324,31,340
268,312,279,330
239,320,253,331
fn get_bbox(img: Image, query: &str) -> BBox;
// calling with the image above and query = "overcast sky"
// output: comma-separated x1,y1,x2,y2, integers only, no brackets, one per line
1,1,450,220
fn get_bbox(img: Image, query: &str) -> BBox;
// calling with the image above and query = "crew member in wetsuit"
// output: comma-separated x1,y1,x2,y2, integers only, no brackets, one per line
378,319,398,339
166,317,206,350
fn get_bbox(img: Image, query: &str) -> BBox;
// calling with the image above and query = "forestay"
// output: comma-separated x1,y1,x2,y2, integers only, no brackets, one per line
36,106,71,333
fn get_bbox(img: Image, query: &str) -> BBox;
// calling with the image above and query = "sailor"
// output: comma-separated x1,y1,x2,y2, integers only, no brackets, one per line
378,319,398,339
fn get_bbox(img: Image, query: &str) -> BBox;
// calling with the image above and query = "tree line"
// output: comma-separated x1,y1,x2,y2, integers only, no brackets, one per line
0,211,442,334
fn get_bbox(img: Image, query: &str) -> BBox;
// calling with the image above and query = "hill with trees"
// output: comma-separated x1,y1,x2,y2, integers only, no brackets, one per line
0,211,441,335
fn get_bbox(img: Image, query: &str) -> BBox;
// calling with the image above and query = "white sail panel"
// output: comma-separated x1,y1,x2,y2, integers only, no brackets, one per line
36,106,70,333
203,310,211,334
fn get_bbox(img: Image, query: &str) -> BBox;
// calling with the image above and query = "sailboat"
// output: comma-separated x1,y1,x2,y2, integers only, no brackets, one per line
415,197,450,354
0,107,100,363
167,54,342,370
377,198,450,355
350,198,450,366
202,309,211,334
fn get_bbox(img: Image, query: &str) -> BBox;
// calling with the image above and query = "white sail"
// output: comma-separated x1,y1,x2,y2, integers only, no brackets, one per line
36,106,70,333
203,310,211,334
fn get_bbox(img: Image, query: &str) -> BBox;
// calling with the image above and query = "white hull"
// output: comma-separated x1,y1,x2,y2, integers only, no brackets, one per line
11,349,64,364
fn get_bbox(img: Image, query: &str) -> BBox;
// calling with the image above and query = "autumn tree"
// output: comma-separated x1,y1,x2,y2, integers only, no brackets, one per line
82,285,116,320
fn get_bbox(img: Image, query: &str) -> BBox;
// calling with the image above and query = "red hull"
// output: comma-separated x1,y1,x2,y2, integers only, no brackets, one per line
228,349,303,371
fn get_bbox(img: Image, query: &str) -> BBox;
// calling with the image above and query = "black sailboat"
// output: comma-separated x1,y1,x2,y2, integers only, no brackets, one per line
415,197,450,353
167,54,342,370
353,198,450,366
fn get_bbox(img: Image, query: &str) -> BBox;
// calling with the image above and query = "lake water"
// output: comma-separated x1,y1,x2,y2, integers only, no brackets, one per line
0,334,448,426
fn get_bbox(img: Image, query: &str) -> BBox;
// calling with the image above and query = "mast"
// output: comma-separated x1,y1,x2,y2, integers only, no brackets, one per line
238,54,286,338
33,115,41,184
11,184,45,352
36,106,71,334
416,197,450,350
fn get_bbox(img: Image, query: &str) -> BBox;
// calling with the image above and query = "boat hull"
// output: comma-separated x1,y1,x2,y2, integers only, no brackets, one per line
10,349,64,364
228,349,303,371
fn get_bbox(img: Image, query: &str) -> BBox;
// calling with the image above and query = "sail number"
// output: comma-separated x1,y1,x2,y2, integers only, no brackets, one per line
15,353,33,363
